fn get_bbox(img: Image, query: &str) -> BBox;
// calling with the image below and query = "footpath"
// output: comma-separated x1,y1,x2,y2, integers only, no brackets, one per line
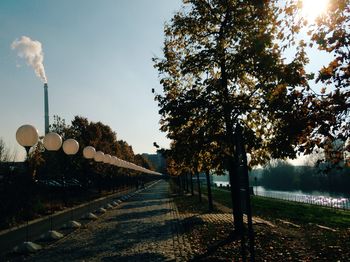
21,180,193,262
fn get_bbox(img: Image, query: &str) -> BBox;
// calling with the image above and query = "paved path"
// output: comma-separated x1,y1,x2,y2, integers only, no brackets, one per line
28,180,193,261
0,188,134,256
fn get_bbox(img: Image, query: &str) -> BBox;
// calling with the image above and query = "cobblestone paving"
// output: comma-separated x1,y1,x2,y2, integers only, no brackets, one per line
179,212,275,228
28,180,193,262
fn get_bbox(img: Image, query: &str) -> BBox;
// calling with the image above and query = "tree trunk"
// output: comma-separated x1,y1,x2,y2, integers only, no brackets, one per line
205,170,214,212
181,174,186,193
217,6,244,235
178,175,183,195
190,172,194,196
185,173,189,193
229,151,244,235
196,172,202,202
98,173,102,193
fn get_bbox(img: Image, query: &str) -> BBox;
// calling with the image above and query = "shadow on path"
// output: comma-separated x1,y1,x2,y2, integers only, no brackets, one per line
101,252,167,262
107,208,173,222
25,180,194,261
120,199,169,209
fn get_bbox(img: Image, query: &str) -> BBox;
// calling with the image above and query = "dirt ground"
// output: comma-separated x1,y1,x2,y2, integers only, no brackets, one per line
175,194,350,261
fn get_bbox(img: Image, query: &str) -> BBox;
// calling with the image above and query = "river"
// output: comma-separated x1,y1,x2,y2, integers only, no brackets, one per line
212,180,350,210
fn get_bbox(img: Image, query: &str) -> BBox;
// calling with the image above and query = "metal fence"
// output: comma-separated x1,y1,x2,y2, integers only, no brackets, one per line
211,180,350,211
254,188,350,211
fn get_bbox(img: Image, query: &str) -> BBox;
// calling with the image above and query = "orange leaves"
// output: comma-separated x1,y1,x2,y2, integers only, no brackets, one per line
272,84,287,98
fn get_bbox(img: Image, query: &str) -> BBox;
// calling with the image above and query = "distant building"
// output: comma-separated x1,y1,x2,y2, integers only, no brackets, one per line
142,152,166,173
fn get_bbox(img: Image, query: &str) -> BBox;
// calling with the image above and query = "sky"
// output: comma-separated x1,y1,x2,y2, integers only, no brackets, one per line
0,0,334,164
0,0,182,161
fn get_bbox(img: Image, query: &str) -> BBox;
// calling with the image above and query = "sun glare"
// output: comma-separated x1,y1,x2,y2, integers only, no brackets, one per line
302,0,329,22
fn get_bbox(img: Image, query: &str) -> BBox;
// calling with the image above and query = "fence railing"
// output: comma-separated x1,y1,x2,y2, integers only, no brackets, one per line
211,181,350,211
255,189,350,210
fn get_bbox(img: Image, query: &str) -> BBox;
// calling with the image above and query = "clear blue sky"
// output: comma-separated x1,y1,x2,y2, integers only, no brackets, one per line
0,0,182,160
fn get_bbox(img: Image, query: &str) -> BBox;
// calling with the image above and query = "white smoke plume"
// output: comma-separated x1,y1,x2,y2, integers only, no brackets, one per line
11,36,47,83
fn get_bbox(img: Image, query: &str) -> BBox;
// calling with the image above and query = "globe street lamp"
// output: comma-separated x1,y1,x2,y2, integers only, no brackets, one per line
16,124,39,160
93,151,104,194
14,125,41,253
111,156,120,192
43,132,62,151
112,156,120,166
83,146,96,160
62,139,79,156
82,146,98,220
103,154,112,164
104,154,114,192
42,132,64,239
62,139,79,224
83,146,96,188
94,151,104,162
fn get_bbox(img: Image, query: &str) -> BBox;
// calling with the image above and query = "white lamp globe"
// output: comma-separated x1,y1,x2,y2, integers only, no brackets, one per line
94,151,104,162
103,154,112,164
109,156,115,164
16,124,39,148
43,132,62,151
62,139,79,155
83,146,96,159
119,160,126,168
112,156,119,166
117,158,124,167
124,161,131,169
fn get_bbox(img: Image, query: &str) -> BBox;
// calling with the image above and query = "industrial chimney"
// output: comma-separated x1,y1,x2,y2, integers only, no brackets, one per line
44,83,49,134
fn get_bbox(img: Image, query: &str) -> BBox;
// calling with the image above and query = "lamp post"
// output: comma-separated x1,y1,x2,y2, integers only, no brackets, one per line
16,124,39,162
83,146,96,189
107,155,116,192
94,151,104,193
43,132,63,227
82,146,98,221
62,138,79,189
15,125,41,252
112,156,120,192
103,154,113,192
94,152,112,214
42,132,64,240
62,139,79,224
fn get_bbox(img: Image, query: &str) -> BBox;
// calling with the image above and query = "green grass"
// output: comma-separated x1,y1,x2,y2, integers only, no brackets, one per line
203,187,350,229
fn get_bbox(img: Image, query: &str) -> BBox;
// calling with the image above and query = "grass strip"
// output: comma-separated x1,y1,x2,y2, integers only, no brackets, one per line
203,187,350,229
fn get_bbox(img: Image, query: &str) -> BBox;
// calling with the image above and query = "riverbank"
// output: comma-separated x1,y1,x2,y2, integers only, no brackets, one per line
209,187,350,229
173,187,350,261
213,182,350,209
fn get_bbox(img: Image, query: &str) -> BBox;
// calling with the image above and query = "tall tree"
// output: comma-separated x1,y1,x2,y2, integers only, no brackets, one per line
309,0,350,166
134,154,155,170
0,138,10,162
310,0,350,89
154,0,328,234
37,115,148,190
282,0,350,167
